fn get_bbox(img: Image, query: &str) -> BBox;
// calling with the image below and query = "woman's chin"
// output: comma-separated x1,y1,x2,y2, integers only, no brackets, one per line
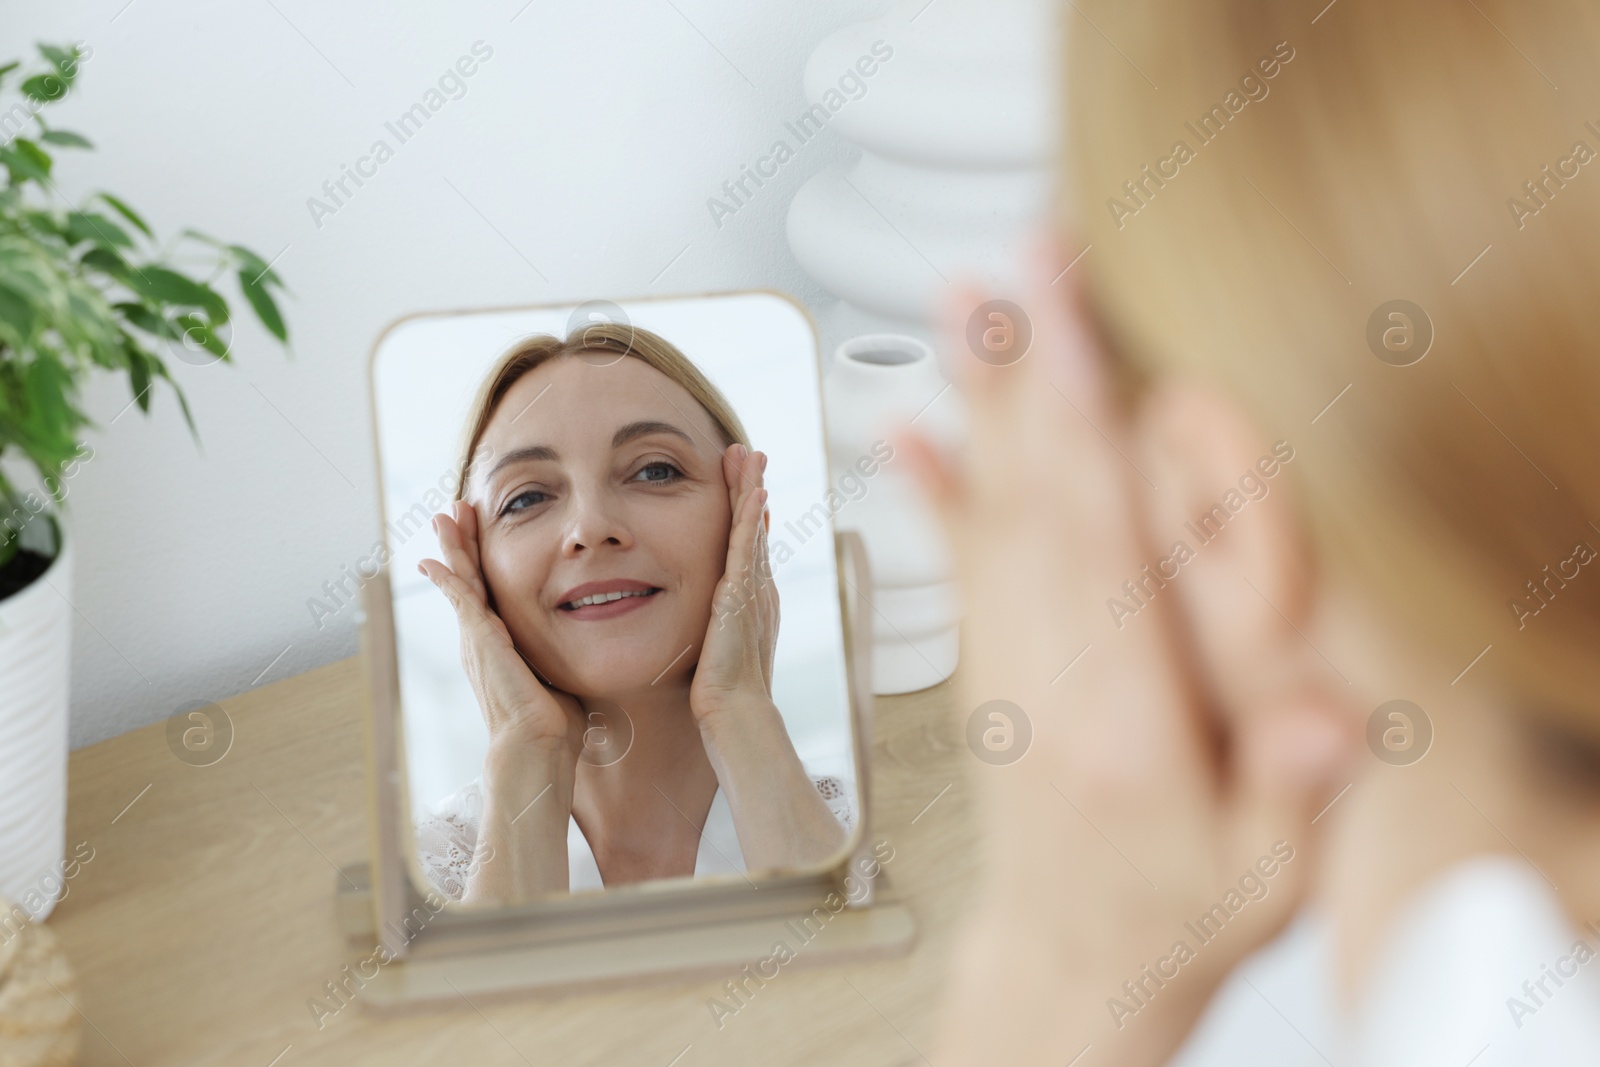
561,663,691,702
551,637,701,695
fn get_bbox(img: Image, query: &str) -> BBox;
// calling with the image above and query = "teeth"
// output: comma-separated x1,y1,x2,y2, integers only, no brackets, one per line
568,589,651,608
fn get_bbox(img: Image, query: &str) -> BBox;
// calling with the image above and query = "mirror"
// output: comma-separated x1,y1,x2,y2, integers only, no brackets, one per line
368,292,864,910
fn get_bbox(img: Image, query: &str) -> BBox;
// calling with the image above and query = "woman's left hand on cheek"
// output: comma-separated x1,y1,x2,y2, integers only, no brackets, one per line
898,238,1359,1067
689,442,779,722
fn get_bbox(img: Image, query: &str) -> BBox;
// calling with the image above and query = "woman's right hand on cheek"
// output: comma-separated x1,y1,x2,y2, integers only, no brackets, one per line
418,499,584,765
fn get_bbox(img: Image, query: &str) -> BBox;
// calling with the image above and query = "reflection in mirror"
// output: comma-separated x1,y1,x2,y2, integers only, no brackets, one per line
371,294,863,907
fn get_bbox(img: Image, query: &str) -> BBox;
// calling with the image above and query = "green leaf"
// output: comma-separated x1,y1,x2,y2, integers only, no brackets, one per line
40,130,92,149
22,209,64,238
0,243,53,302
173,313,232,361
238,269,287,341
229,244,283,289
80,246,131,280
20,73,68,103
127,266,228,324
146,348,198,438
95,193,152,238
113,301,174,339
0,145,50,185
0,466,19,569
126,345,152,413
38,45,79,86
61,285,122,358
0,285,37,343
64,212,132,248
23,357,77,453
12,140,52,180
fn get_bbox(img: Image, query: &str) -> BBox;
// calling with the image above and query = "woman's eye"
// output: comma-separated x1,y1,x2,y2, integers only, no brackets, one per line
633,461,683,484
502,488,548,515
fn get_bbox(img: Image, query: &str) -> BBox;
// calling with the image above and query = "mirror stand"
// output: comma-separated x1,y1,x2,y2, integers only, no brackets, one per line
332,861,914,1013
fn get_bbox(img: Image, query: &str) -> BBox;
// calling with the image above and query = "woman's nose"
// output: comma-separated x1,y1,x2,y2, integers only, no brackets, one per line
561,489,633,555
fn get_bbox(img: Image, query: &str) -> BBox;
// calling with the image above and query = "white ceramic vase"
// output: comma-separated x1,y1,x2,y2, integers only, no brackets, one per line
823,334,962,694
0,524,72,922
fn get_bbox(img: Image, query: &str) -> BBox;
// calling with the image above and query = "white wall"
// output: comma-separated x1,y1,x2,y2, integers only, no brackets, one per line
2,0,897,748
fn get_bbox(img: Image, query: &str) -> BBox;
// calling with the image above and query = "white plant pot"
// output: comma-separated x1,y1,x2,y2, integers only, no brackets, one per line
0,525,72,922
823,334,963,694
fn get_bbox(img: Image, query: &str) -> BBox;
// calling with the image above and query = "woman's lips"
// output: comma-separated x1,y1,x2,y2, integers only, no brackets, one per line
558,588,661,620
555,578,662,620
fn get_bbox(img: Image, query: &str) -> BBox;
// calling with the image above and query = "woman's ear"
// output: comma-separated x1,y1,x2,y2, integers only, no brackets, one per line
1129,379,1317,709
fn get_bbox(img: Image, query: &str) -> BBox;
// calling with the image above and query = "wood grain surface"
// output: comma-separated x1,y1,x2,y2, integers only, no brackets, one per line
49,657,977,1067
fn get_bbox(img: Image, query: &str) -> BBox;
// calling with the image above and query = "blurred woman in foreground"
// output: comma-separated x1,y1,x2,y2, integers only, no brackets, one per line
911,1,1600,1062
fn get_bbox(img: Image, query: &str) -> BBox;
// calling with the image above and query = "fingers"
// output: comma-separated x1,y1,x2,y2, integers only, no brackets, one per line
707,443,773,694
755,497,779,693
893,426,962,526
719,442,766,573
722,464,768,600
454,500,487,595
1224,687,1359,918
913,240,1216,817
433,505,487,604
417,556,500,641
722,442,765,515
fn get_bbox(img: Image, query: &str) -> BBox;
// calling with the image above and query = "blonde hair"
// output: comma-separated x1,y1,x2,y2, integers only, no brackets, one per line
1065,1,1600,726
453,320,751,501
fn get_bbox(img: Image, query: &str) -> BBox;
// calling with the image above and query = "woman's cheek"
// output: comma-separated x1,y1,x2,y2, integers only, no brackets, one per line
483,547,552,645
691,495,733,589
652,496,720,621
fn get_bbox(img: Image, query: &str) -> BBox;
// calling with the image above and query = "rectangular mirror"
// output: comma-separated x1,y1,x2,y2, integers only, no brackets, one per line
358,292,886,976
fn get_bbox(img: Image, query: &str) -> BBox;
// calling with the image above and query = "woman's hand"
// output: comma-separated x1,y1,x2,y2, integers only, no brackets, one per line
688,442,779,722
684,444,845,869
419,499,583,902
899,240,1359,1066
418,499,585,759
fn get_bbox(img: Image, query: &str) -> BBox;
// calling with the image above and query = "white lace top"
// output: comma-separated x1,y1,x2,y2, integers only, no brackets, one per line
414,774,856,900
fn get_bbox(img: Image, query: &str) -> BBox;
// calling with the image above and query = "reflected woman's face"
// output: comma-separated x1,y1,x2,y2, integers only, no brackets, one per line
467,355,733,699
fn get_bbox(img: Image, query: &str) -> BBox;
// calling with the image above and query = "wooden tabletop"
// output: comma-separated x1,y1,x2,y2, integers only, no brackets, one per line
50,656,974,1067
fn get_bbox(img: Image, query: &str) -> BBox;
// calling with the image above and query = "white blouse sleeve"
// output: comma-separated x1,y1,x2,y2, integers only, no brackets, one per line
811,774,857,835
413,778,484,903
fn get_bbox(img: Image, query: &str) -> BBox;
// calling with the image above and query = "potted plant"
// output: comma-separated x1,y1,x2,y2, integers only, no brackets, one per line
0,42,289,922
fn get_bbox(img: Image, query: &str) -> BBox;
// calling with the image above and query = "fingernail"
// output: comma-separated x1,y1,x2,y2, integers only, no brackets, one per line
417,563,428,578
758,452,767,473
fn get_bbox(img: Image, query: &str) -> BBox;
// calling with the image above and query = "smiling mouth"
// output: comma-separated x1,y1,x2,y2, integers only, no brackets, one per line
559,588,662,611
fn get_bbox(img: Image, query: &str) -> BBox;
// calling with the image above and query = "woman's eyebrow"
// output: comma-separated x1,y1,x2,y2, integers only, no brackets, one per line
612,420,694,449
484,445,558,482
482,421,696,482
